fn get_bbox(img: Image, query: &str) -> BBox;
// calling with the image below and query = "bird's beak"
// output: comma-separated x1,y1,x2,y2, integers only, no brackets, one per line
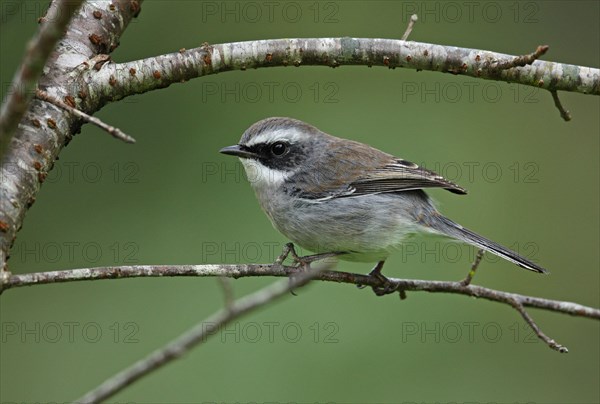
219,145,256,159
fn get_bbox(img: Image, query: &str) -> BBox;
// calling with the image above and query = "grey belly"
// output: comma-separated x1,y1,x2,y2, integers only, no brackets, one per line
262,191,438,262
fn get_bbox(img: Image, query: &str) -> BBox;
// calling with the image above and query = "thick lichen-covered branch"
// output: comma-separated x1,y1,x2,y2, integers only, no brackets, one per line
0,0,85,162
0,0,141,272
85,38,598,107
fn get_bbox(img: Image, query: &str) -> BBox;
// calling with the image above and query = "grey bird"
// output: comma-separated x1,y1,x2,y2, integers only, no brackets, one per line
220,117,547,291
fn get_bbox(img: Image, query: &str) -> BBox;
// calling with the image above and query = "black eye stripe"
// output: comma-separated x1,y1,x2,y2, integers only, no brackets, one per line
244,141,306,171
246,141,289,157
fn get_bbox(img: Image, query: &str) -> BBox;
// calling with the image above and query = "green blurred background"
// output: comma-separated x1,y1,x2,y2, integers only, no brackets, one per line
1,1,598,402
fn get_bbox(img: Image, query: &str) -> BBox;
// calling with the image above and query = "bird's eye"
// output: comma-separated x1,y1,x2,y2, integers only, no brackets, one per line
270,141,288,156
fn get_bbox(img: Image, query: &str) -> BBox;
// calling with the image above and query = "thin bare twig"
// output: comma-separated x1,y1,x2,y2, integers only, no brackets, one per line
35,90,136,143
217,277,234,310
551,90,573,121
461,249,484,286
401,14,418,41
2,264,598,353
494,45,549,70
76,266,323,403
0,0,85,161
509,298,568,353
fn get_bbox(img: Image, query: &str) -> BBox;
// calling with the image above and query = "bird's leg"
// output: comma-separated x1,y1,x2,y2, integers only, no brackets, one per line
357,261,386,288
357,261,400,296
369,261,398,296
275,242,295,265
276,242,344,270
275,243,344,296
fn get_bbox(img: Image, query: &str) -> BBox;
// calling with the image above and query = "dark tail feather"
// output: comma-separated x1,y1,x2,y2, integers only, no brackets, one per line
429,215,548,274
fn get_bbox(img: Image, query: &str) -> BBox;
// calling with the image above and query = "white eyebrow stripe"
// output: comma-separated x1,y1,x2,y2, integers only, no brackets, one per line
388,161,419,169
245,128,307,147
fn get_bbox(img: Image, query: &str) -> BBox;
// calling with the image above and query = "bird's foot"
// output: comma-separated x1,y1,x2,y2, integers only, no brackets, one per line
276,243,343,270
276,243,344,296
357,261,404,297
370,271,399,296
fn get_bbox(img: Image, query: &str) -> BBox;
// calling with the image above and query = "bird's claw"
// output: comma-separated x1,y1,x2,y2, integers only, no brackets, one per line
370,271,399,296
276,243,344,296
276,243,343,270
357,261,404,297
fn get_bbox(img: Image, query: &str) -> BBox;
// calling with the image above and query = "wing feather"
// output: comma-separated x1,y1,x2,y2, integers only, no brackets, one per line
286,140,467,200
351,159,467,195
